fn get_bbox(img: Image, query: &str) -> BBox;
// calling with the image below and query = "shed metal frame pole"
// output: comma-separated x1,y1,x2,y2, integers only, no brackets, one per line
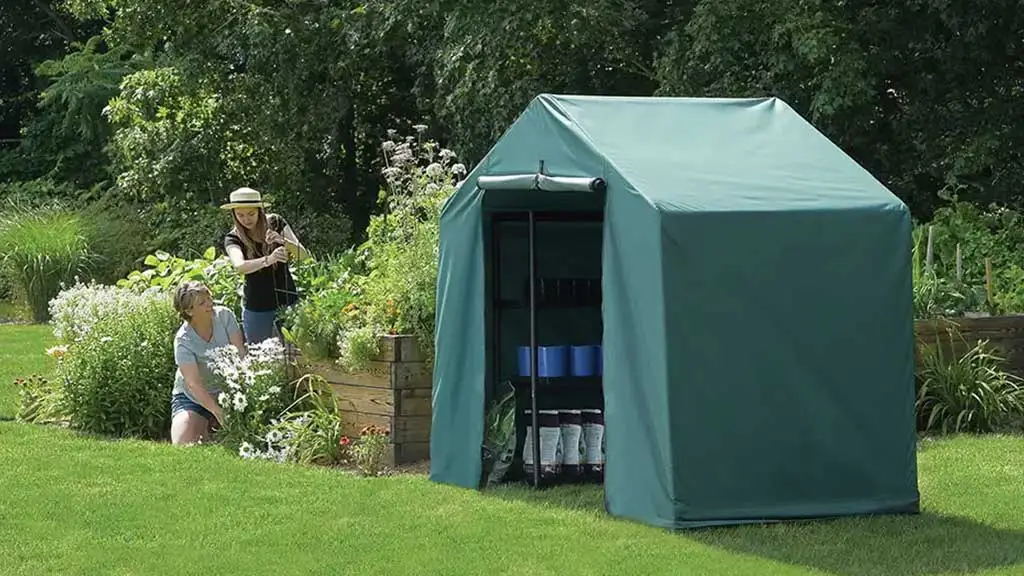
528,209,541,488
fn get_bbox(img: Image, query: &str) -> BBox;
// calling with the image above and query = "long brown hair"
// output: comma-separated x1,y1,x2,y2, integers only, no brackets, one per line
232,209,270,258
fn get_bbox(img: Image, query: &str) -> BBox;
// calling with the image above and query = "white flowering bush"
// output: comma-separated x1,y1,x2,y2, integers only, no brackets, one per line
49,280,166,342
55,283,179,438
205,338,294,458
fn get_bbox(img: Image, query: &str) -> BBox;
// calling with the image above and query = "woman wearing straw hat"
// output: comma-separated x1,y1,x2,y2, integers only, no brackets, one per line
221,187,308,343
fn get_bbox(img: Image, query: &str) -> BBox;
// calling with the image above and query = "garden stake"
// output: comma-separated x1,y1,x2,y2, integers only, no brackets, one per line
527,208,541,488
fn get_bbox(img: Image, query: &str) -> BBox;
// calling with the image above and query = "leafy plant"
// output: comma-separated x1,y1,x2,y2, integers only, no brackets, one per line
482,383,517,485
916,327,1024,434
14,373,68,425
348,424,392,476
56,285,179,438
990,264,1024,316
913,271,984,320
117,248,243,314
267,375,347,466
918,201,1024,316
280,255,361,360
337,324,380,370
0,201,96,322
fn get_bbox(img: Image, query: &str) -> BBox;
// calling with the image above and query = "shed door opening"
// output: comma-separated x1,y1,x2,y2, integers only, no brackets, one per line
484,208,605,488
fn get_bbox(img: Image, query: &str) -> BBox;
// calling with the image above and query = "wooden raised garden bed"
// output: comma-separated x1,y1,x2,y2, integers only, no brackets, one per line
297,335,432,466
914,315,1024,376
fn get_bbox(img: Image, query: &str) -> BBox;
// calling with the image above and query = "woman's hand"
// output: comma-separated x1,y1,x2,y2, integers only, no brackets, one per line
268,228,307,260
268,246,288,265
266,230,287,246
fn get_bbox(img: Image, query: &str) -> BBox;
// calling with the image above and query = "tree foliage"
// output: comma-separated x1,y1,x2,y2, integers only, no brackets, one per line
2,0,1023,253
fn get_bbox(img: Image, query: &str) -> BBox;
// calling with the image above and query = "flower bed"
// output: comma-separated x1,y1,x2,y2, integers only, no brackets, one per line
297,334,432,466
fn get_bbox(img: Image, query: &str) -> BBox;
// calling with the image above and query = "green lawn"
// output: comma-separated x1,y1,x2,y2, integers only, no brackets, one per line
1,324,1023,575
0,322,54,420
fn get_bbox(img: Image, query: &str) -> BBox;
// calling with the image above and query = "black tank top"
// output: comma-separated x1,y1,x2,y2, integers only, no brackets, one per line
223,214,299,312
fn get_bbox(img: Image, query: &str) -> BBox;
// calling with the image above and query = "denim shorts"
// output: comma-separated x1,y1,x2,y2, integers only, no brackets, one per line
171,392,217,421
242,308,280,343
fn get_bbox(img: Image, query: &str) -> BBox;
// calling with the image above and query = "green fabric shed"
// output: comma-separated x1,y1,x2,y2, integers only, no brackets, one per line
429,94,920,529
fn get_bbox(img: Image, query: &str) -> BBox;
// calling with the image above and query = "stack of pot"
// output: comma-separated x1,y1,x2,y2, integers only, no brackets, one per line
523,408,604,484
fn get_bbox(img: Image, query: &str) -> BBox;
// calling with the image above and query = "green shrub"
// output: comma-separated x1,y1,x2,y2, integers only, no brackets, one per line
55,285,179,439
117,248,243,315
282,285,357,360
918,199,1024,316
143,201,229,260
0,201,96,322
281,256,360,360
0,179,80,206
80,199,152,284
336,131,461,369
916,327,1024,434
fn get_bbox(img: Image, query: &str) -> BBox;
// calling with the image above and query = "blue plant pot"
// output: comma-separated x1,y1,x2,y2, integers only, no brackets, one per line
570,345,600,377
517,345,569,377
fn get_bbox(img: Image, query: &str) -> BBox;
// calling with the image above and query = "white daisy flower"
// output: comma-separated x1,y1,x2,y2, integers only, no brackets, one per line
239,442,255,459
232,392,248,411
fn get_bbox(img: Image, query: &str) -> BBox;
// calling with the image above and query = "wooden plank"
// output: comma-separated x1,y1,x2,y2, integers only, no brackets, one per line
389,441,430,465
339,411,389,438
300,359,432,390
390,362,432,389
330,383,394,416
914,316,1024,377
376,335,426,363
338,411,431,444
397,387,432,416
375,337,400,363
915,315,1024,336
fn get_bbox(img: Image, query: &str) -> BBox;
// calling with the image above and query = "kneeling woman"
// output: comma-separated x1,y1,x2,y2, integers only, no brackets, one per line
170,281,246,445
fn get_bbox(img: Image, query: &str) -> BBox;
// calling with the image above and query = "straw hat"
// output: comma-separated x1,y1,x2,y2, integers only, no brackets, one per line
220,187,271,210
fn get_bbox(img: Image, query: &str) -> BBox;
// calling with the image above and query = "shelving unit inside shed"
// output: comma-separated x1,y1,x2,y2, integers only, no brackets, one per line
486,208,606,488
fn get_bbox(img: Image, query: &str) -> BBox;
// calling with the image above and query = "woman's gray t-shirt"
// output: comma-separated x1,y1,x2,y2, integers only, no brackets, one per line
172,306,242,400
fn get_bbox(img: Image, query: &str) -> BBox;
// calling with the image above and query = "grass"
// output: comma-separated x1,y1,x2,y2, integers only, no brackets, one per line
0,204,95,322
1,324,1023,575
0,323,54,420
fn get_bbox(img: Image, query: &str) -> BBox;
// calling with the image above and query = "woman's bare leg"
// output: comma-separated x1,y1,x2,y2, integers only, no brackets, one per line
171,411,210,445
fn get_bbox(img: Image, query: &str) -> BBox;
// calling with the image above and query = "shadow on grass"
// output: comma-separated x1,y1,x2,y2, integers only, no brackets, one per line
485,484,1024,576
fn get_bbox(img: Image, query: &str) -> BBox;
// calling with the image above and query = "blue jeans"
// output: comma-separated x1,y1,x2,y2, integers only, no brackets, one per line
242,308,279,343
